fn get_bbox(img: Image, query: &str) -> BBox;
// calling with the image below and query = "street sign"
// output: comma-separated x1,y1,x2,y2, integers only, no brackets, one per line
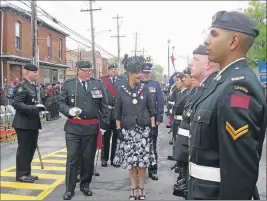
258,60,267,83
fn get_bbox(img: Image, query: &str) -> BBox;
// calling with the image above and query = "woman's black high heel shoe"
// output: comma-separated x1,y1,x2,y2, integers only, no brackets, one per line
129,187,138,200
138,188,146,200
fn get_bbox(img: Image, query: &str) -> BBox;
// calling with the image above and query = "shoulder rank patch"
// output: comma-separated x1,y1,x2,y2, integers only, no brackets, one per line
233,86,248,93
230,94,250,110
231,76,244,81
226,121,248,140
17,87,23,92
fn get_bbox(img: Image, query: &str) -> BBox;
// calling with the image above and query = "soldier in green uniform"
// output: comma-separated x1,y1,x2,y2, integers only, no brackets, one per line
12,64,45,183
58,60,109,200
188,11,267,200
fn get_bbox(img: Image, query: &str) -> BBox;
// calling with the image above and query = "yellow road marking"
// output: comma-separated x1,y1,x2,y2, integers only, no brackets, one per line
0,147,67,200
47,154,67,158
1,171,65,180
0,194,37,200
1,181,50,190
32,159,66,164
31,166,65,171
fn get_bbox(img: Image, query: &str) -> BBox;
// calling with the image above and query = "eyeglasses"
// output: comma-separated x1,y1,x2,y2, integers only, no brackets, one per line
79,68,92,73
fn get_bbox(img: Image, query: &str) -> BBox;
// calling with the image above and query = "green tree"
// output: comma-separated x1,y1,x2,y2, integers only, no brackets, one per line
243,0,266,67
151,64,165,82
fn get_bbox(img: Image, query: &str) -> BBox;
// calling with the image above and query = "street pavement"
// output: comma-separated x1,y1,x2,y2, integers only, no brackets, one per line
0,115,266,200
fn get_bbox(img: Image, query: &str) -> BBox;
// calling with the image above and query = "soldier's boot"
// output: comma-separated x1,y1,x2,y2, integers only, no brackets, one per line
173,168,186,197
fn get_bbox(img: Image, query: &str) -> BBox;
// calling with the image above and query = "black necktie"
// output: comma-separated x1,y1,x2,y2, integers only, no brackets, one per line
82,81,86,91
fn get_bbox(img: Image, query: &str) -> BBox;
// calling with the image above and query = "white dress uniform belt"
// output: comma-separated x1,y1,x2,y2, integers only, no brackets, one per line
168,101,175,105
177,128,189,137
189,162,221,182
108,105,114,109
174,115,183,120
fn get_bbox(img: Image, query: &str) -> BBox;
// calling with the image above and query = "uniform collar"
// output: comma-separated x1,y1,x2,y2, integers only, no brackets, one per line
24,77,33,84
215,57,246,80
200,75,209,86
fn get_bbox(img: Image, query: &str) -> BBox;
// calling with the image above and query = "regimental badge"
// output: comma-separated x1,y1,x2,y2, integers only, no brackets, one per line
197,116,201,121
149,87,156,93
17,87,23,92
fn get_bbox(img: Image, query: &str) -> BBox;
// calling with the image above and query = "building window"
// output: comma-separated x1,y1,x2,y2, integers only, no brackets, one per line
15,21,22,50
47,34,51,57
59,39,62,59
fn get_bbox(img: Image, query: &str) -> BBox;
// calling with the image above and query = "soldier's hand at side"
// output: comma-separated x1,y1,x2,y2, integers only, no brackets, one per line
69,107,82,117
100,129,106,135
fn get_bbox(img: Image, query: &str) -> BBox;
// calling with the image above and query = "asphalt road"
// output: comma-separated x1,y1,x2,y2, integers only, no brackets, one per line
0,115,266,200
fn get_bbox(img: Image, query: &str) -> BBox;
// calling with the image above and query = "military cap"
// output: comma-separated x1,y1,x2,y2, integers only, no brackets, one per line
141,63,153,73
193,44,207,55
24,64,37,71
76,60,92,68
108,63,118,69
182,67,191,75
211,11,259,37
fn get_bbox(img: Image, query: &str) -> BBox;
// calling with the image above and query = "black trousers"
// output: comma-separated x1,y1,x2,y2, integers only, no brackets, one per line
148,126,158,174
65,133,97,192
15,128,39,179
101,120,117,163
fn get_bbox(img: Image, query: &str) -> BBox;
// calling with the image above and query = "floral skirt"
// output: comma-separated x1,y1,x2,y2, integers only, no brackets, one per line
113,126,156,170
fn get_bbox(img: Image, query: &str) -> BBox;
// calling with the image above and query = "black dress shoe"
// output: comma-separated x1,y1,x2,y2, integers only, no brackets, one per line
101,161,108,167
28,175,38,180
167,155,175,161
63,191,75,200
16,175,34,183
80,187,93,196
169,140,173,145
149,173,159,180
76,175,80,183
94,172,100,176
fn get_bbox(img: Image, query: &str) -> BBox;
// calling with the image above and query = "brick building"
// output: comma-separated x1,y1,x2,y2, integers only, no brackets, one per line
0,4,69,91
66,49,108,79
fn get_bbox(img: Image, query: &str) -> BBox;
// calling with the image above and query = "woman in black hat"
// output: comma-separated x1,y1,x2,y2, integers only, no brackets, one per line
113,54,157,200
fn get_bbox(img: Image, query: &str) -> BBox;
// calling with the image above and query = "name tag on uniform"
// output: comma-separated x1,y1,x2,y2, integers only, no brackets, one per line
91,88,103,98
149,87,156,93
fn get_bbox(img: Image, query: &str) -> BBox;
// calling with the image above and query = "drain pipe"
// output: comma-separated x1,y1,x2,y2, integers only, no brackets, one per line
0,9,4,91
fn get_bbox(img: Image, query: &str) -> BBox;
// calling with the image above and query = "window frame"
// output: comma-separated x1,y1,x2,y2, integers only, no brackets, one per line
58,39,62,59
15,21,22,50
47,34,52,57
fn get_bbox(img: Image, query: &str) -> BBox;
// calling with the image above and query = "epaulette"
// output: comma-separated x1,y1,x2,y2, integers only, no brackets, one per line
91,78,101,81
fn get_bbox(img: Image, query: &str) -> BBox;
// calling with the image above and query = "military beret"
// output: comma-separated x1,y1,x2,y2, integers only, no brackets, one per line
193,44,207,55
141,63,153,73
108,63,118,69
182,67,191,75
24,64,37,71
76,60,92,68
211,11,259,37
175,72,185,79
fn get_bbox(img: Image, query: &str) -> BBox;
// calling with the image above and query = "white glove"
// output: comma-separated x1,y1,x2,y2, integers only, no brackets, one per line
100,129,106,134
69,107,82,117
36,104,46,111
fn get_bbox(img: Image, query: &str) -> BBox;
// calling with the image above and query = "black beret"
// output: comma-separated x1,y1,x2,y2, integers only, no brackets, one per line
108,63,118,69
24,64,37,71
141,63,153,73
76,60,92,68
193,44,207,55
182,67,191,75
211,11,259,37
121,54,145,73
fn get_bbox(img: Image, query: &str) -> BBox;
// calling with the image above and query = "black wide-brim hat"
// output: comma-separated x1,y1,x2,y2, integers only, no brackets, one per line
121,54,145,73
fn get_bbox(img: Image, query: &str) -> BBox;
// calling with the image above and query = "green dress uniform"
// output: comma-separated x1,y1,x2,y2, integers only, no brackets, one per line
188,11,267,200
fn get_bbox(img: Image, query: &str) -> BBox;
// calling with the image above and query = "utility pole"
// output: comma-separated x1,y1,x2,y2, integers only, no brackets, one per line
131,32,141,56
31,0,40,101
81,0,101,78
111,14,125,68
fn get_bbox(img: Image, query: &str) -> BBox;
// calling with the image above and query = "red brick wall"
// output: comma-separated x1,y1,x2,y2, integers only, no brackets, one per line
9,64,22,85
